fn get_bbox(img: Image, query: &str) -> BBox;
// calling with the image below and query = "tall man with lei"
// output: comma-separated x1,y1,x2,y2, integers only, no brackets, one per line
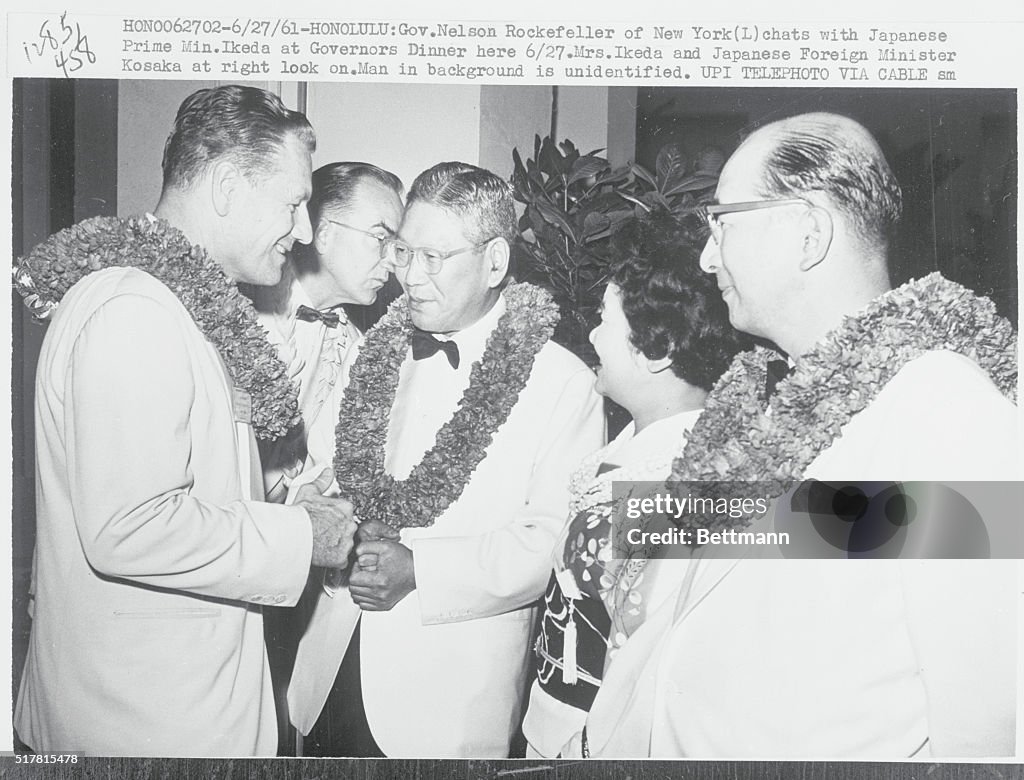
12,85,359,756
287,162,604,757
571,113,1019,758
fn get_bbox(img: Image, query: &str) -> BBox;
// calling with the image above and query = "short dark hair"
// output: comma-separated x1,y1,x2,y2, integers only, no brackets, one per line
308,162,403,231
161,84,315,190
756,113,902,252
406,162,517,245
610,211,747,391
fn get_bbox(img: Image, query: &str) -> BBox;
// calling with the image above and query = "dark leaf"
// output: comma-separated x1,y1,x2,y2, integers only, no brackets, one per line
540,136,567,176
664,174,719,196
594,166,632,187
581,211,610,239
582,227,614,244
630,163,657,189
526,207,549,236
567,156,610,186
535,200,578,242
655,143,687,183
694,147,726,175
559,139,581,168
650,191,671,209
619,192,653,214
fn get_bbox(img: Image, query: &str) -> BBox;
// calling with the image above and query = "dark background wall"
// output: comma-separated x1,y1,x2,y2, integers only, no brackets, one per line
635,87,1017,322
11,79,119,710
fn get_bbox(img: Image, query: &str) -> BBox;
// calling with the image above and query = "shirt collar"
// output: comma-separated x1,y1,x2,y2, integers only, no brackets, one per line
289,268,348,325
430,294,507,364
607,407,704,466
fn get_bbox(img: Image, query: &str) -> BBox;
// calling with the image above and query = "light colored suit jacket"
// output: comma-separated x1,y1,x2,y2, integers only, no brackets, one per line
15,268,313,757
288,298,604,757
574,350,1019,758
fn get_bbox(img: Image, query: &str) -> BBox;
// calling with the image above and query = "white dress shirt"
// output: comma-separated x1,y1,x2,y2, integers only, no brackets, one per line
385,296,505,478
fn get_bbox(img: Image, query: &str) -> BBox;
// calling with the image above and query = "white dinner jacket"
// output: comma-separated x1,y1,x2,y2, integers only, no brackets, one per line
575,350,1019,758
15,268,313,757
252,265,361,501
288,297,604,756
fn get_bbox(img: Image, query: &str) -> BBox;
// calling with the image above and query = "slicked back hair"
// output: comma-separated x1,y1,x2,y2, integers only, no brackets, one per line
161,84,315,191
308,162,403,231
406,162,518,246
756,113,902,254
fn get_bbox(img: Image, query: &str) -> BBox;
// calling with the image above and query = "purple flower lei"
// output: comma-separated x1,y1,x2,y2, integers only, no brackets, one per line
13,215,299,441
334,281,560,529
670,272,1018,536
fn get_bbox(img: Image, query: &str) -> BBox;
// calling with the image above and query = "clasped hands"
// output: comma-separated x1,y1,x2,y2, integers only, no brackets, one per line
292,469,414,612
349,518,415,612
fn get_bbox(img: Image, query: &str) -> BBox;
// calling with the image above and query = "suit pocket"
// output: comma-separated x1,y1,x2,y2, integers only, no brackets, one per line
113,607,220,619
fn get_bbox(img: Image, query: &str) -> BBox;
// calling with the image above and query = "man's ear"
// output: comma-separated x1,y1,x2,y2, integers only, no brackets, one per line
210,159,242,218
485,237,511,288
313,220,331,255
798,206,834,272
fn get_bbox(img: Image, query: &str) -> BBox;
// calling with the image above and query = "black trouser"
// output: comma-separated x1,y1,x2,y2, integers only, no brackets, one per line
303,619,385,757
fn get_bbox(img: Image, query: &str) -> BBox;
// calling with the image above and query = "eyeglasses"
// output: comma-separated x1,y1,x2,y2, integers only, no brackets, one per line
324,218,394,260
390,236,498,275
699,199,810,245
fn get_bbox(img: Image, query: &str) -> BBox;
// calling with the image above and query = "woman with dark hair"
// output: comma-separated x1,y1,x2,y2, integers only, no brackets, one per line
521,211,746,758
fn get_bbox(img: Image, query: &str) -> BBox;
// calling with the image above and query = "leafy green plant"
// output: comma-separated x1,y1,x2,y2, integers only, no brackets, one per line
511,135,722,362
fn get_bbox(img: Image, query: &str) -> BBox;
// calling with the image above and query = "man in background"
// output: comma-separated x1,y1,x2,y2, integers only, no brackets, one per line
252,161,403,503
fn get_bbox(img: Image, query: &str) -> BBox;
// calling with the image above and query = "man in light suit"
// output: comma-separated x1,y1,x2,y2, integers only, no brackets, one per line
14,85,358,757
288,162,605,757
571,113,1018,758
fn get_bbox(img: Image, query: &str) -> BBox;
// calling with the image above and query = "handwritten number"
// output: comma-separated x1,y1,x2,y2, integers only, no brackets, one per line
26,13,95,76
33,21,59,56
59,11,73,45
78,31,96,64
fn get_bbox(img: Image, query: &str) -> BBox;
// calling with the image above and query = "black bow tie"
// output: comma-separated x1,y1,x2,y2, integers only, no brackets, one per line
411,329,460,369
295,304,342,328
765,358,793,401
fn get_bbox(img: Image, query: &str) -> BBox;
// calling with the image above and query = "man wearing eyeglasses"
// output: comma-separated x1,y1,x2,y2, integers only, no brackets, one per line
571,113,1017,758
246,161,403,754
251,162,404,504
288,161,604,757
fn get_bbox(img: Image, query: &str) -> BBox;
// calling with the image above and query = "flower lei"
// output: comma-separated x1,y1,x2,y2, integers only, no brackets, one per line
670,272,1017,535
334,281,559,529
12,215,299,441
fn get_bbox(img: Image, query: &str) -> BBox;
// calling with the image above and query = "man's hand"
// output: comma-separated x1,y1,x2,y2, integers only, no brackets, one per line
292,469,358,569
349,539,415,611
353,519,401,572
357,519,401,543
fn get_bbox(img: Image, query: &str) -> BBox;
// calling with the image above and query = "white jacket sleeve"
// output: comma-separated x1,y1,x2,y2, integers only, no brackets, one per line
66,291,313,604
